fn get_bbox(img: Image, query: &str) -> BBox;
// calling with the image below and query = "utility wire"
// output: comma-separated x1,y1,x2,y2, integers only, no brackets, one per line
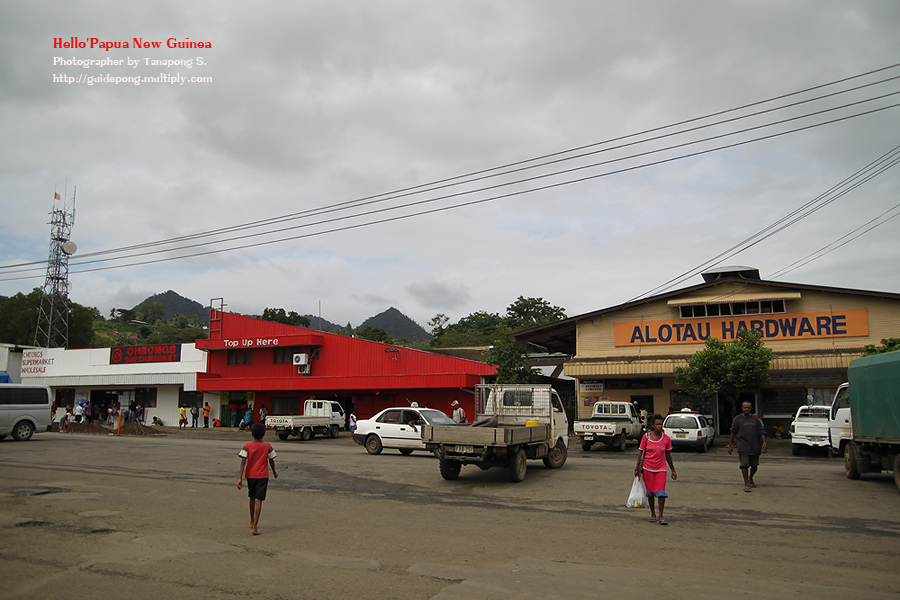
769,202,900,279
1,101,897,283
3,63,899,271
3,94,898,281
629,143,900,300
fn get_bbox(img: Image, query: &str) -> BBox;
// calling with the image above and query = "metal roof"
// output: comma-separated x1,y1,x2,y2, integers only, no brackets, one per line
511,276,900,355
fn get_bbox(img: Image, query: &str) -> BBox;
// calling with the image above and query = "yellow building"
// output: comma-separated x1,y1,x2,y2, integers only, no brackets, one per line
513,267,900,434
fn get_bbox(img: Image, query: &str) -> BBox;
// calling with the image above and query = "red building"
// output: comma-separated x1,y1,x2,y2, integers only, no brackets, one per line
195,310,496,424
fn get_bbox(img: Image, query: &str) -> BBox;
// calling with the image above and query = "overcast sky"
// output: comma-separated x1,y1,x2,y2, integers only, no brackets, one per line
2,1,899,331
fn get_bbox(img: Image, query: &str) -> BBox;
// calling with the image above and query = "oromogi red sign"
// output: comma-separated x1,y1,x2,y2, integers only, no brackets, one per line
110,344,182,365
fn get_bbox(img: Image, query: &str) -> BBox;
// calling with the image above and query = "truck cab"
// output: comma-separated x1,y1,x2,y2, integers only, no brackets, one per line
828,383,851,458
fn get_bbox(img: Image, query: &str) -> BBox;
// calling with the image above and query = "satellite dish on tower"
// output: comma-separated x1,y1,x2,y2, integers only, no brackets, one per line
62,240,78,255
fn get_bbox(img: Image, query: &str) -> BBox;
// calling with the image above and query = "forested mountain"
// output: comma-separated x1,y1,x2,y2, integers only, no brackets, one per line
359,307,432,342
132,290,208,321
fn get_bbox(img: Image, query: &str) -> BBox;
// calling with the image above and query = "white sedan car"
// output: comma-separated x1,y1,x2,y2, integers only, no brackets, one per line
352,406,458,455
663,410,716,452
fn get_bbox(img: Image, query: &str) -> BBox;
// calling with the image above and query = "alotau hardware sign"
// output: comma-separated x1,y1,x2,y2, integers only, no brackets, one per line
110,344,182,365
614,309,869,347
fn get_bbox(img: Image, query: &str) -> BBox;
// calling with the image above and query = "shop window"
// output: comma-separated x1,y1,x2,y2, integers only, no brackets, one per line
271,397,300,415
136,387,158,408
179,389,203,408
680,301,786,319
55,388,75,410
273,347,304,364
227,348,252,365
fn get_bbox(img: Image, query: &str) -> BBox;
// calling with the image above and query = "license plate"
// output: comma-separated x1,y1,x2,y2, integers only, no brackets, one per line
455,445,474,453
676,433,687,439
583,435,594,441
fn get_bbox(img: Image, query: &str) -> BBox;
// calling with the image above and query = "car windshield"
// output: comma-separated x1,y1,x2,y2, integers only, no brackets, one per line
665,416,698,429
797,407,829,419
419,409,456,425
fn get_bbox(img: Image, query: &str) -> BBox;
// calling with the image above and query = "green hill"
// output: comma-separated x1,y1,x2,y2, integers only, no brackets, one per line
132,290,208,321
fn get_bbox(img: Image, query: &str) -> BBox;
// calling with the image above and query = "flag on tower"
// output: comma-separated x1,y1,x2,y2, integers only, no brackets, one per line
54,192,61,200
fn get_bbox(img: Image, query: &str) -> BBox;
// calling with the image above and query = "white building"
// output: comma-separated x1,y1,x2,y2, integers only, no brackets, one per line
19,343,219,426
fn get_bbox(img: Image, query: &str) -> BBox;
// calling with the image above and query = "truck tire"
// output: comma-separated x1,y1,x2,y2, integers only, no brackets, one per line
893,455,900,492
792,443,804,456
399,448,414,456
277,430,290,441
329,425,339,438
439,458,461,480
12,421,35,441
845,443,861,480
581,441,593,452
508,448,527,482
365,435,383,455
542,439,567,469
300,427,313,441
615,432,627,452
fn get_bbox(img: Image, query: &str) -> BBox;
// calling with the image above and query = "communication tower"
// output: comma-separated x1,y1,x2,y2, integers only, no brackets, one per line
34,188,77,348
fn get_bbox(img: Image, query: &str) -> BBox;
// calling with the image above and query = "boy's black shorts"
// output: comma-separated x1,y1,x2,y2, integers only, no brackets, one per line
246,478,269,501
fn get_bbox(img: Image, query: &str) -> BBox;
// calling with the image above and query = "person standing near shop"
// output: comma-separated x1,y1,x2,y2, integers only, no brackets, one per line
203,402,211,428
450,400,467,423
190,403,199,428
179,405,188,430
634,414,677,525
728,401,767,492
349,411,357,434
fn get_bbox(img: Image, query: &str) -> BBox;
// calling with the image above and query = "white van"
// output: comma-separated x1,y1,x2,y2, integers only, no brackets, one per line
828,383,851,458
0,384,53,441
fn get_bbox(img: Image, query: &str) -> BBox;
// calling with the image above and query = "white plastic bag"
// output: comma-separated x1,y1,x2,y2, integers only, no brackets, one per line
626,475,646,508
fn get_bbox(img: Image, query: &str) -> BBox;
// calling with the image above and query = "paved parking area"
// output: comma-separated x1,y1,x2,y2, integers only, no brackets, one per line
0,430,898,599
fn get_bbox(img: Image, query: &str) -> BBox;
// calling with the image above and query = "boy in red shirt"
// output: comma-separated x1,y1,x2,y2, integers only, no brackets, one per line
237,422,278,535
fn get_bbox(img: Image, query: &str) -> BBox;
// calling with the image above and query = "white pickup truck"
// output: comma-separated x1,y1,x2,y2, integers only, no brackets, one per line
789,404,831,455
574,401,643,452
266,399,345,441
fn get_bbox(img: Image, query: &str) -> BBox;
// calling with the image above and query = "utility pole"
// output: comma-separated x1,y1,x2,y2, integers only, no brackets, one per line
35,188,77,348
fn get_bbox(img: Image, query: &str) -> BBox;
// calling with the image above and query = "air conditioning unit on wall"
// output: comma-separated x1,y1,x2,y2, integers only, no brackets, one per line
293,353,309,366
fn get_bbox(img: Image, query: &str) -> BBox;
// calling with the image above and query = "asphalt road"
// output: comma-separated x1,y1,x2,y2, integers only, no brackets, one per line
1,428,898,600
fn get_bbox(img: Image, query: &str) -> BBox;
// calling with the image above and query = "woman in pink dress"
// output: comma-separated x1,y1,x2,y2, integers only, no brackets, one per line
634,414,677,525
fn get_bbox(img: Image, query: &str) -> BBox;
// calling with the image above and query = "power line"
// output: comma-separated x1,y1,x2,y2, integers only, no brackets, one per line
9,63,900,271
2,65,899,282
629,143,900,300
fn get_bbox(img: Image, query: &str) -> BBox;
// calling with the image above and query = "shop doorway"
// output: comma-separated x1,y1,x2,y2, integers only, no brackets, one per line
630,395,654,429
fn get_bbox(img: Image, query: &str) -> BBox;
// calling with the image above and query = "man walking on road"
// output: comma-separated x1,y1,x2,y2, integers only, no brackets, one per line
728,401,766,492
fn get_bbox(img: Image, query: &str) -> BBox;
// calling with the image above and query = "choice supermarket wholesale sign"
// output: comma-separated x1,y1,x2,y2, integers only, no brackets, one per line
614,309,869,347
110,344,182,365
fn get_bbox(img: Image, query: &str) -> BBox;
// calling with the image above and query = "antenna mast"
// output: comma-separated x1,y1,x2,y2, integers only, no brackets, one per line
35,187,77,348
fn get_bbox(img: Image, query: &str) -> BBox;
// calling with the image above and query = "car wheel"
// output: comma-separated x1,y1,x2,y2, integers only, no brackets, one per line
439,458,461,480
792,443,804,456
399,448,414,456
845,443,861,480
12,421,34,441
329,425,339,438
542,439,567,469
615,432,627,452
893,455,900,492
365,435,383,455
277,430,290,441
699,437,709,453
300,427,313,441
508,448,527,482
581,441,593,452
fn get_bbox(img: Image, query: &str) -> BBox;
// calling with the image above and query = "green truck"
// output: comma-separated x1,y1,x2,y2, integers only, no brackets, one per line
842,351,900,491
